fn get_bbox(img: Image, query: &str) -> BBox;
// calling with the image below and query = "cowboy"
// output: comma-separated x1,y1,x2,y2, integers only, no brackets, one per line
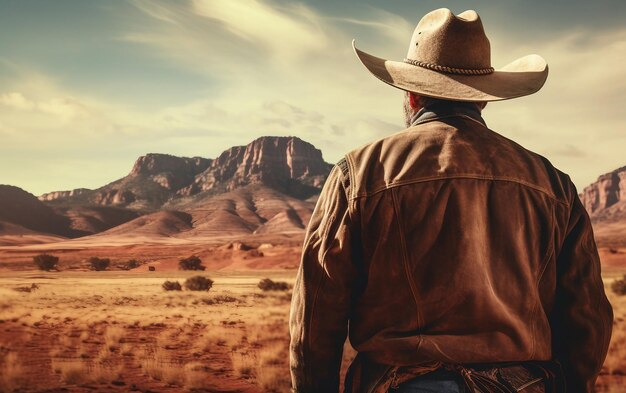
289,8,613,393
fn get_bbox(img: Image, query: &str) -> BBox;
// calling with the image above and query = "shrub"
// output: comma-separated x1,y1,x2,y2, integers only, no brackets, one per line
179,256,206,271
89,257,110,271
162,281,182,291
612,275,626,296
184,276,214,291
258,278,291,292
33,253,59,271
123,259,140,270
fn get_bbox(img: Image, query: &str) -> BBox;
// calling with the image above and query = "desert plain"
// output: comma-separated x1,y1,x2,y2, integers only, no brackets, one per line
0,235,624,393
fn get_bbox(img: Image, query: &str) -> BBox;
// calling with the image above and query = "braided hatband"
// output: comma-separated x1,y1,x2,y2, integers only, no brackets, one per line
403,58,494,75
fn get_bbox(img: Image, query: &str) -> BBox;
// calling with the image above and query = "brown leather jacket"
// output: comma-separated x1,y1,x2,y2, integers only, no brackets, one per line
289,102,613,393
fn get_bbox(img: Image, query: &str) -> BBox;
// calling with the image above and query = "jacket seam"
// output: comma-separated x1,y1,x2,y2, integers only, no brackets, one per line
530,201,556,359
344,155,356,219
351,175,568,206
391,188,423,330
305,199,338,369
346,154,357,201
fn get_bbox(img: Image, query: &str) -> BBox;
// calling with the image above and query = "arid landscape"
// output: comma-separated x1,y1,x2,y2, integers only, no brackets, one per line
1,137,626,392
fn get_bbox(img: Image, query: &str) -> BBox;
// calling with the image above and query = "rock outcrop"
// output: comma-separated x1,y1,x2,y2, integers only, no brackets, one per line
579,166,626,216
579,165,626,246
39,188,91,202
180,136,332,198
40,154,213,210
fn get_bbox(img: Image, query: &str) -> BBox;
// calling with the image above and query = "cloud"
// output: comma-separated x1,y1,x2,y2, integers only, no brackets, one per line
0,91,93,123
486,27,626,189
191,0,328,61
0,92,36,110
2,2,625,194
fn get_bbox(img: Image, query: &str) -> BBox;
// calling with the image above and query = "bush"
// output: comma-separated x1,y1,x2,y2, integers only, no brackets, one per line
162,280,182,291
33,253,59,271
184,276,214,291
89,257,110,271
612,275,626,296
123,259,140,270
179,256,206,271
258,278,291,291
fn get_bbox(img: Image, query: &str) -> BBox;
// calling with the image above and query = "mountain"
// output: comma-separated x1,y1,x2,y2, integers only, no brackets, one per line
0,185,75,237
178,136,331,199
40,136,332,211
2,136,332,242
579,165,626,246
40,154,212,211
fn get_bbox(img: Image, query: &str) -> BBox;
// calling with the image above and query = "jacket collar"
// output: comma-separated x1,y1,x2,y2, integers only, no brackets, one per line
409,101,487,127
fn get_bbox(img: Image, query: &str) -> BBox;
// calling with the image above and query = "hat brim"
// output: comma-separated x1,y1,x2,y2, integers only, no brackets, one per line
353,40,548,102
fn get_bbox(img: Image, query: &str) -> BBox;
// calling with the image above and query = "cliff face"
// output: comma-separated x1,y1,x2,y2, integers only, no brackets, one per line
39,188,91,202
579,166,626,216
39,154,213,210
179,136,332,197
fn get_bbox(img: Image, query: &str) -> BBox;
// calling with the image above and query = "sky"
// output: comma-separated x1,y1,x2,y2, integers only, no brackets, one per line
0,0,625,196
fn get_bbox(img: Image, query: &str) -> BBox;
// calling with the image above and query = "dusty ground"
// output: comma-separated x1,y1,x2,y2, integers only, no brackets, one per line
0,234,305,272
0,246,625,392
0,270,306,392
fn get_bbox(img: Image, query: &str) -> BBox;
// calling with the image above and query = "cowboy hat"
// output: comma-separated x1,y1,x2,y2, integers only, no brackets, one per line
352,8,548,102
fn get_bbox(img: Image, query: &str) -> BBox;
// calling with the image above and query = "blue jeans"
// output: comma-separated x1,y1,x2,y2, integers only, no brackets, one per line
394,369,465,393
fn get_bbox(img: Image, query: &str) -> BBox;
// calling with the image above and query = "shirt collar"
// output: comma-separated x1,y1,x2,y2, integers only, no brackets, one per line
409,101,487,127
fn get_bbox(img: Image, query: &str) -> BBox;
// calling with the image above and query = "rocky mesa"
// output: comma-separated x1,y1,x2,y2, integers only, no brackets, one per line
0,136,334,242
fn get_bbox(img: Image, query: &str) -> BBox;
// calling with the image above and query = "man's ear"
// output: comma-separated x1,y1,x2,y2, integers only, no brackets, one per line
408,92,420,110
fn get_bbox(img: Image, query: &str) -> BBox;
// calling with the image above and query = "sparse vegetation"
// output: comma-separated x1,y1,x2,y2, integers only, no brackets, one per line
197,294,239,305
122,259,140,270
178,255,206,271
89,257,110,271
184,276,213,291
33,253,59,271
3,268,621,392
13,283,39,293
258,278,291,291
162,280,182,291
612,275,626,296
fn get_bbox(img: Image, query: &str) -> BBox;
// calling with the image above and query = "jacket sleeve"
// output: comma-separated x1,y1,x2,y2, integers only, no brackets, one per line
551,181,613,392
289,162,357,393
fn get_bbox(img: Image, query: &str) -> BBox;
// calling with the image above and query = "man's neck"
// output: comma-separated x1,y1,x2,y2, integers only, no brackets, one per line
409,100,486,127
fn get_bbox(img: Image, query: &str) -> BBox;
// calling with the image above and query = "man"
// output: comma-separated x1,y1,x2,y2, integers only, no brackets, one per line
289,8,613,393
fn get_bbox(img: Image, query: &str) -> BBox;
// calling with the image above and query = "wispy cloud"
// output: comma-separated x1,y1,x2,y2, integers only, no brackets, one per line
1,1,625,195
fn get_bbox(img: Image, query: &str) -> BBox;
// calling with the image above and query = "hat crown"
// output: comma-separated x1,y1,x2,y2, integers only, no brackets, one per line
406,8,491,70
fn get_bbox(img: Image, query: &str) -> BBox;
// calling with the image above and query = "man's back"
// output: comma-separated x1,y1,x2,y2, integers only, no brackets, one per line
345,103,565,365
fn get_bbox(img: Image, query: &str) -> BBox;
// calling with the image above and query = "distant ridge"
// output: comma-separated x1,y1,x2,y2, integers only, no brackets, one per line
40,136,332,211
0,136,333,242
579,165,626,246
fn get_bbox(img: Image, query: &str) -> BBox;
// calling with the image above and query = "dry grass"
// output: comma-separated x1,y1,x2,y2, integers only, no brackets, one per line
604,277,626,375
138,346,190,387
51,359,90,385
256,342,291,392
0,352,27,392
230,351,256,379
0,269,623,392
103,325,125,350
